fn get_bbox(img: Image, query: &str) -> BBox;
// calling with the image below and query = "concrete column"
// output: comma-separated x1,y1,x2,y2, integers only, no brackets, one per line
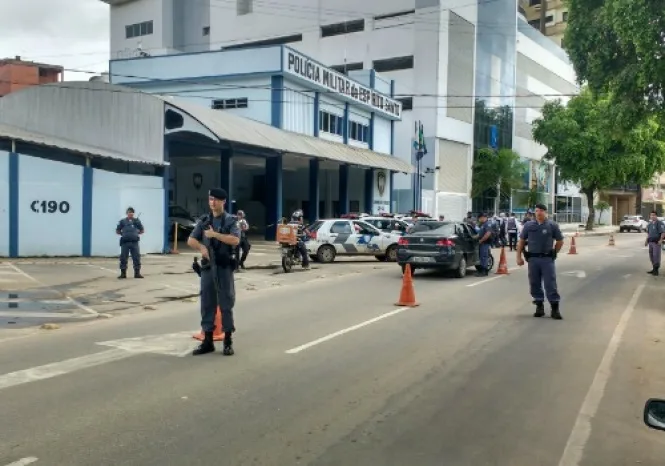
389,171,395,212
82,158,93,257
265,156,283,241
8,151,19,257
364,168,374,214
308,159,320,224
339,164,349,215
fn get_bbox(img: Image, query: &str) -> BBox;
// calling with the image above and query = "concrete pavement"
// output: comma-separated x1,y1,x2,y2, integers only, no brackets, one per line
1,235,665,465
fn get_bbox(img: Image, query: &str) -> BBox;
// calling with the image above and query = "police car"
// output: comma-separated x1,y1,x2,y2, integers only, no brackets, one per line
305,218,402,263
361,216,410,235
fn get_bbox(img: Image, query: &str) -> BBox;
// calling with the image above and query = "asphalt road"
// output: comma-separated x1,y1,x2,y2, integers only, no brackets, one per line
2,235,665,466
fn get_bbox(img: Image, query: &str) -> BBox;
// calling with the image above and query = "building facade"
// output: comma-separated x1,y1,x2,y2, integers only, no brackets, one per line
519,0,569,47
0,57,63,97
102,0,581,220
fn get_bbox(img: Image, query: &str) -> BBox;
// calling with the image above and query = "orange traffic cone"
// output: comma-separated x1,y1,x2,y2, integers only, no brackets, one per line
608,234,615,246
495,247,509,274
193,306,225,341
395,264,419,307
568,236,578,255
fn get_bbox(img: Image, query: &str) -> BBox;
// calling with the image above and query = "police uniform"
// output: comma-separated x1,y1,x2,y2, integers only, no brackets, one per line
519,212,564,319
236,212,251,270
116,208,144,279
475,214,492,276
190,188,241,356
646,217,664,275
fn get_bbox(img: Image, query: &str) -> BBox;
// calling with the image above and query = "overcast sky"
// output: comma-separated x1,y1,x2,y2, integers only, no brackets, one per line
0,0,110,81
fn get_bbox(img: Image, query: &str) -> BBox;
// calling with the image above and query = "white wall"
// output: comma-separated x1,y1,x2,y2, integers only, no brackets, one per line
18,155,83,257
91,169,164,256
0,151,9,256
283,80,315,136
373,117,392,155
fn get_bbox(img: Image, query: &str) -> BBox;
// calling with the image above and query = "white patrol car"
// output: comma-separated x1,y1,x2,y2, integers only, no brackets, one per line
305,218,402,263
361,216,410,235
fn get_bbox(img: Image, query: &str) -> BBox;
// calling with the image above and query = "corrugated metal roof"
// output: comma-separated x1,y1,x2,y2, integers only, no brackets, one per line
0,123,167,166
160,96,414,174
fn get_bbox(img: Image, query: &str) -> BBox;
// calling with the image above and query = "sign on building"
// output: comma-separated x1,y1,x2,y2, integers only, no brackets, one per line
283,49,402,120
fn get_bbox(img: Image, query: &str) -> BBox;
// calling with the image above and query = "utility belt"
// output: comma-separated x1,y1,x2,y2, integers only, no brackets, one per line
524,251,555,259
648,238,660,243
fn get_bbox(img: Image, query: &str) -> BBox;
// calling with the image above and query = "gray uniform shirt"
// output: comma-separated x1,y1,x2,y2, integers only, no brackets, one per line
190,212,241,249
116,217,144,242
647,220,664,241
477,221,492,242
519,219,564,254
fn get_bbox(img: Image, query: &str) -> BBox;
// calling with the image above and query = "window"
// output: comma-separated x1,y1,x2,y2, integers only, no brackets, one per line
237,0,252,15
374,10,415,21
330,221,352,234
125,20,153,39
396,97,413,111
546,15,554,23
203,26,210,36
349,120,369,144
321,19,365,38
529,0,541,6
372,56,414,73
211,98,248,110
319,110,344,137
562,11,569,22
222,33,302,50
330,62,363,75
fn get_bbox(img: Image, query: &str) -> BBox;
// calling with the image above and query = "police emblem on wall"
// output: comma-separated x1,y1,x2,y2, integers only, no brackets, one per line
193,173,203,190
377,171,387,197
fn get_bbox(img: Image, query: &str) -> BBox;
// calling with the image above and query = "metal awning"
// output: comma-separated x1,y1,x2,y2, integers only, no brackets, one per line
0,123,167,166
161,96,413,174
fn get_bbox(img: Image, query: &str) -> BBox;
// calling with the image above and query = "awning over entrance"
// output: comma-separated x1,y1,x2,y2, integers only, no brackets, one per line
161,96,413,174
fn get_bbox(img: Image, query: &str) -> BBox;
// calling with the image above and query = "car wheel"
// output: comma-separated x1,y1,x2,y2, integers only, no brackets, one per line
619,228,625,233
385,245,398,262
454,256,467,278
317,245,336,263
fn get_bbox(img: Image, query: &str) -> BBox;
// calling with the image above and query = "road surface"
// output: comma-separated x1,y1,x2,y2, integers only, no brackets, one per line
1,235,665,465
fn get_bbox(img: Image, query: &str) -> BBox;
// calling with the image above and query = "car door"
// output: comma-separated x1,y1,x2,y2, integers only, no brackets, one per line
461,223,480,263
352,221,382,254
328,220,354,254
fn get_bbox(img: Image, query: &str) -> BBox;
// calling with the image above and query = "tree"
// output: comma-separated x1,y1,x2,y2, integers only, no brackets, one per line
564,0,665,122
471,148,528,200
532,89,665,230
595,201,611,225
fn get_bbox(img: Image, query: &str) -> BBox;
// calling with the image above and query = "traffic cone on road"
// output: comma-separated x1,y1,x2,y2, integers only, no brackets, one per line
608,234,615,246
495,247,509,275
568,236,578,255
193,306,224,341
395,264,419,307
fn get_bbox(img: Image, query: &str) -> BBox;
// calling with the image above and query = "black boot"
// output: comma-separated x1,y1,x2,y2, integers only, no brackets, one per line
118,270,127,279
551,302,563,320
474,268,487,277
222,333,234,356
654,265,660,277
533,300,545,317
193,332,215,355
647,266,656,274
134,269,144,279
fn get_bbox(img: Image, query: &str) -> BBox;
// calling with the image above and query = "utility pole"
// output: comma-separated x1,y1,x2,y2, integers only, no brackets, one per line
539,0,547,34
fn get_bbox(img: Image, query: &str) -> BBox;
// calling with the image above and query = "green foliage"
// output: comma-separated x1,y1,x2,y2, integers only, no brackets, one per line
595,201,611,224
471,148,528,198
564,0,665,122
514,187,547,210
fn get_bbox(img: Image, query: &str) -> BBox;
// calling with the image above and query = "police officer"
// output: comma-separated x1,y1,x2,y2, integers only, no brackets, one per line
235,210,251,271
516,203,565,319
288,209,310,270
116,207,144,279
474,213,493,277
187,188,241,356
645,210,665,276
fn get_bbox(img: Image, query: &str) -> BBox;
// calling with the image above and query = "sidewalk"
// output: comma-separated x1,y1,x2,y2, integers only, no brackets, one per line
558,224,618,237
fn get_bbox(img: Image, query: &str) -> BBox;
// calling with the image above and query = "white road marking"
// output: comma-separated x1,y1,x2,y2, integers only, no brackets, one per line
4,457,38,466
465,267,519,287
5,263,99,317
557,283,646,466
0,349,133,391
623,274,632,279
285,307,411,354
90,265,197,294
96,331,197,357
563,270,587,278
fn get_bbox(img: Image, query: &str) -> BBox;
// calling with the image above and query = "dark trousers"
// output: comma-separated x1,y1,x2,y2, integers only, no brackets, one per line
200,267,236,334
119,241,141,271
479,243,491,269
648,241,661,267
237,236,251,268
528,256,560,303
297,240,309,266
508,231,518,250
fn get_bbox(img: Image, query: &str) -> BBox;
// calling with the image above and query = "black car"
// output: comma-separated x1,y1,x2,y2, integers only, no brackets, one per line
396,221,495,278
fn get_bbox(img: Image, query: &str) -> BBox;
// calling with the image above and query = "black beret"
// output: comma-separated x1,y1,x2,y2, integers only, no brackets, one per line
478,212,487,218
534,203,548,211
209,188,228,201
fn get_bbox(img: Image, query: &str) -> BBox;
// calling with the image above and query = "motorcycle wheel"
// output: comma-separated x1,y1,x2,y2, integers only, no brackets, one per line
282,253,293,273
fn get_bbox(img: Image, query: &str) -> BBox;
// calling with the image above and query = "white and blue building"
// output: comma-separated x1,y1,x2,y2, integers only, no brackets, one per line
0,49,410,257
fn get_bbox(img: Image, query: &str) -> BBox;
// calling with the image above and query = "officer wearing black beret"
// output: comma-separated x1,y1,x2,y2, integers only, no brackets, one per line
516,203,565,319
187,188,241,356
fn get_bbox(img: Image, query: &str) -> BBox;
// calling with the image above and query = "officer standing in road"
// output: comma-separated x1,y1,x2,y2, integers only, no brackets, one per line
235,210,251,271
516,204,565,319
116,207,144,279
474,213,493,277
187,188,241,356
645,210,665,276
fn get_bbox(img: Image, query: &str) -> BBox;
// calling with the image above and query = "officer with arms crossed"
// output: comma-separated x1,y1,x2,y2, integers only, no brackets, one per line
116,207,144,279
187,188,241,356
517,204,565,319
645,210,665,276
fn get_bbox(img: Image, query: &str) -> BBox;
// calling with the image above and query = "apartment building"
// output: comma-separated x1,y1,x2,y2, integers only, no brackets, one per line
519,0,568,47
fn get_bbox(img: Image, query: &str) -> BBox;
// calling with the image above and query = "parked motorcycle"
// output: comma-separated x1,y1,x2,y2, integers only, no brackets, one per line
276,223,301,273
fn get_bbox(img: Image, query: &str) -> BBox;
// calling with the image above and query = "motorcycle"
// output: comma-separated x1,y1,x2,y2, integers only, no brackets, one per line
280,242,303,273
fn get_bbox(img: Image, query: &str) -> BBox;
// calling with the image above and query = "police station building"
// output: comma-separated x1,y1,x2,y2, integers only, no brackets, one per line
0,46,411,257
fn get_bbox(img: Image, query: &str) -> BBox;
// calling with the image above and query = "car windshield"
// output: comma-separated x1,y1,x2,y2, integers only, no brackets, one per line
307,221,324,232
411,221,455,235
169,206,193,220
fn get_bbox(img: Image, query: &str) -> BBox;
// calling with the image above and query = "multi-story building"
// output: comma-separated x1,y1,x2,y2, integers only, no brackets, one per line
0,56,63,97
101,0,580,220
519,0,569,47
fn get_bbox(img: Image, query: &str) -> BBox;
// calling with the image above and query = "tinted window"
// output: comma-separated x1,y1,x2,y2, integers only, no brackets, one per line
354,221,380,234
410,221,448,233
308,221,324,232
330,221,352,234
